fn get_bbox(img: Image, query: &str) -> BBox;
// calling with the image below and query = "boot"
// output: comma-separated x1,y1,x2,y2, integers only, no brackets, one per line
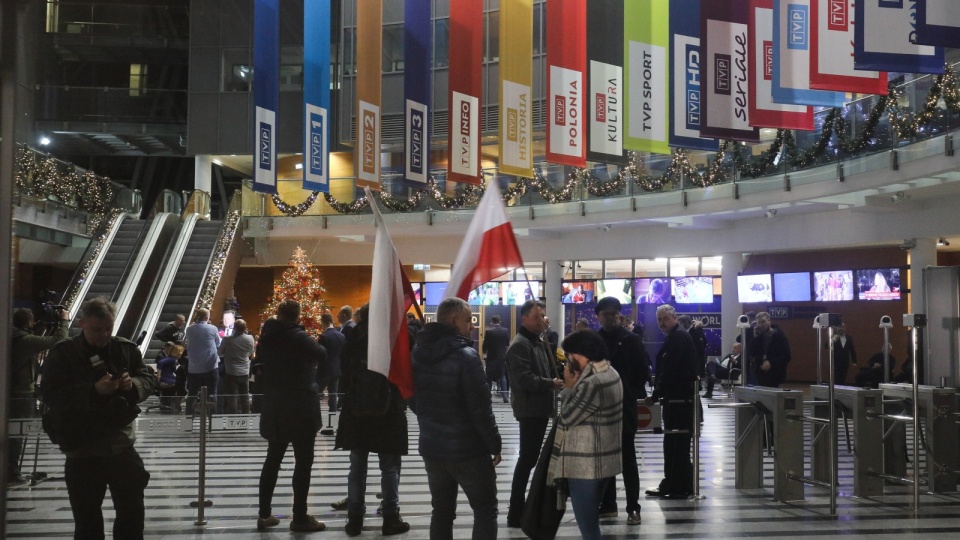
345,512,363,537
381,511,410,536
704,377,716,399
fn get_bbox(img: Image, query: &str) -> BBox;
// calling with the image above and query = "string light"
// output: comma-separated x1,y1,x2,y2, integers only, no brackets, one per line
194,209,243,315
259,246,331,338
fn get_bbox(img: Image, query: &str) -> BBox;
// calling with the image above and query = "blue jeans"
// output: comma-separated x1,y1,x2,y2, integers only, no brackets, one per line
347,451,401,515
567,477,610,540
185,369,218,415
423,455,498,540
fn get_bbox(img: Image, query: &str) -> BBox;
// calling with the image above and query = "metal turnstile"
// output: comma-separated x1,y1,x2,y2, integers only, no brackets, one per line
734,387,805,501
810,385,884,497
879,383,958,493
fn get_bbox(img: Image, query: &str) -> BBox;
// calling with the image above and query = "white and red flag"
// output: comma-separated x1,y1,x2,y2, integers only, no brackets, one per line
365,188,418,399
444,178,524,301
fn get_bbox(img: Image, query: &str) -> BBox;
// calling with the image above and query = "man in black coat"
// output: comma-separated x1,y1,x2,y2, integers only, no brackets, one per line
411,297,502,539
255,299,327,532
317,313,346,415
749,312,792,388
595,297,649,525
645,304,698,499
482,314,511,402
826,322,857,385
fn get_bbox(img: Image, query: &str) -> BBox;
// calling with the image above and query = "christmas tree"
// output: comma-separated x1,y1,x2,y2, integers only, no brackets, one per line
261,246,331,337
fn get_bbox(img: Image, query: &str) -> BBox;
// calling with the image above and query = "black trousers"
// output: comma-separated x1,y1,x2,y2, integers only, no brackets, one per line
659,403,693,495
509,416,549,517
258,435,316,520
64,446,150,540
601,419,640,513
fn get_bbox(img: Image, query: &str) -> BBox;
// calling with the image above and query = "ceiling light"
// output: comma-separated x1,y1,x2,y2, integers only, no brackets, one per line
39,136,50,146
295,163,303,170
937,237,950,247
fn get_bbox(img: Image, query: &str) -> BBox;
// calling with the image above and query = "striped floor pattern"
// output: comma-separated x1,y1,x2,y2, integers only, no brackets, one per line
6,386,960,538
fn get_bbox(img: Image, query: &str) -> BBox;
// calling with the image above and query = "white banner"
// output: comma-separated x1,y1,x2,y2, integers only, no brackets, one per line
589,60,623,157
501,80,532,172
670,33,709,143
450,91,479,178
772,0,844,107
627,41,667,149
549,66,584,159
855,1,943,73
404,99,428,184
703,19,755,137
750,3,809,128
814,0,879,79
254,106,277,190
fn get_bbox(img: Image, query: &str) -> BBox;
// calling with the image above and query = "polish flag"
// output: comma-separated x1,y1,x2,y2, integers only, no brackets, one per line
365,188,418,399
444,178,524,301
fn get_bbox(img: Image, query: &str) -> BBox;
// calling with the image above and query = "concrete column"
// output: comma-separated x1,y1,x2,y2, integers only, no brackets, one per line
544,259,563,340
908,237,938,314
721,252,743,356
194,154,213,194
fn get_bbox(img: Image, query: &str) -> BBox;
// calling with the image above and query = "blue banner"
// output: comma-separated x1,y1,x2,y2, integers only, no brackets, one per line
771,0,844,108
404,0,431,186
253,0,279,194
915,0,960,48
668,0,717,151
303,0,330,192
854,0,944,74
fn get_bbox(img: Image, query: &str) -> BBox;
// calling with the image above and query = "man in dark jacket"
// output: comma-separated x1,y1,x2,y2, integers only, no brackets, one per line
255,299,327,532
317,312,345,415
482,314,511,403
505,299,562,527
826,322,856,385
749,311,792,388
411,297,502,539
42,297,158,539
595,297,649,525
335,304,410,537
645,304,698,499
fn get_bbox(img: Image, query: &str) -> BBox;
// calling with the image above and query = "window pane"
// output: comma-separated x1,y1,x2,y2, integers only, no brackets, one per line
701,256,723,276
574,260,602,280
434,19,449,67
669,257,700,277
604,259,632,278
635,258,668,278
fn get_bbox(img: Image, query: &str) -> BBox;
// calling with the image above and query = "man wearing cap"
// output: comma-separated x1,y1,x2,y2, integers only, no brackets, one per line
595,297,649,525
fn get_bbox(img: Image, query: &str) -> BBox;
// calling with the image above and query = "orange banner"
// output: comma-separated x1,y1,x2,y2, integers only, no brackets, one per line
356,0,382,190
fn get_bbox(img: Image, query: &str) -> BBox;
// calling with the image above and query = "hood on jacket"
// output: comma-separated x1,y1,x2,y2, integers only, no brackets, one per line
258,318,304,345
413,322,473,366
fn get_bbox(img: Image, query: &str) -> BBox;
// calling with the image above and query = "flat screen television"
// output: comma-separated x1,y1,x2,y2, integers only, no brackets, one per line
467,282,502,305
856,268,901,300
634,277,671,304
813,270,855,301
423,282,447,305
410,282,422,305
672,277,715,303
737,274,772,303
595,279,633,304
500,281,540,305
561,281,595,304
773,272,812,302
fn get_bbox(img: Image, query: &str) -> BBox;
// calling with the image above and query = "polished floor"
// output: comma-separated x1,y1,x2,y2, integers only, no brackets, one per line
6,385,960,538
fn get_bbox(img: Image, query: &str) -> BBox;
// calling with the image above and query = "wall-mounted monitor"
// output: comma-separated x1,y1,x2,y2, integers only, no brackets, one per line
773,272,811,302
424,282,447,305
673,277,715,304
634,278,671,304
411,282,422,305
813,270,855,301
467,282,502,305
500,281,541,305
561,281,595,304
596,279,633,304
856,268,902,301
737,274,772,303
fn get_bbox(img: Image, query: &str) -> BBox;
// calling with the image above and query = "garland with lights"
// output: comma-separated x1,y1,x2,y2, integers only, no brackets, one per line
259,246,331,337
14,145,115,228
271,191,320,217
61,208,127,311
193,209,243,315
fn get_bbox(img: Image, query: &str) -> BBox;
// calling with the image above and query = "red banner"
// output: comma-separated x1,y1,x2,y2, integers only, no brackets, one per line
448,0,483,185
546,0,586,167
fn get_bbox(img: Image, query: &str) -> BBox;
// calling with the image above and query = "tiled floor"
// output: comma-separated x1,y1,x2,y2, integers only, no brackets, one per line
6,386,960,538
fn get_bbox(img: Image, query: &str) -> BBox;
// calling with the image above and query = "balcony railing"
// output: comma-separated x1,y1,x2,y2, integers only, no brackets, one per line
46,1,189,40
36,85,187,125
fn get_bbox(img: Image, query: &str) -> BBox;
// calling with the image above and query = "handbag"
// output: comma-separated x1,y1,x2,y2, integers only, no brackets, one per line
521,422,566,540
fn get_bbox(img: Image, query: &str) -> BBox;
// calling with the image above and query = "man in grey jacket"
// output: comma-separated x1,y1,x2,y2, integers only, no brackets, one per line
504,299,562,528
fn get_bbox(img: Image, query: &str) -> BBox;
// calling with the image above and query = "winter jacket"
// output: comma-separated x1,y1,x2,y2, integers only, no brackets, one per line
505,327,558,419
410,322,502,461
749,325,792,388
11,321,69,394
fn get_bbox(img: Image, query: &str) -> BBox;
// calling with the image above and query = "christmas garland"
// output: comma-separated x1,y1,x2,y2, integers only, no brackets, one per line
14,145,115,228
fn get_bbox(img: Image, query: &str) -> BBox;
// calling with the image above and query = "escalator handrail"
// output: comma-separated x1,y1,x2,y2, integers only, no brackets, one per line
113,212,177,331
187,189,244,321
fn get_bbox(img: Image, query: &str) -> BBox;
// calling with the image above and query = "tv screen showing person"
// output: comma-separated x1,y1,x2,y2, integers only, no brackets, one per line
561,281,595,304
635,278,671,304
813,271,854,302
856,268,901,301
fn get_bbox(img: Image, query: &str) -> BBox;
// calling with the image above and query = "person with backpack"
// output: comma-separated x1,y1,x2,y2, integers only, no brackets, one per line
334,304,410,536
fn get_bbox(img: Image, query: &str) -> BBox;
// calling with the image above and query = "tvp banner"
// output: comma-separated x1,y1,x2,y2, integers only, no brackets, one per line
303,0,330,192
587,0,626,165
771,0,844,108
915,1,960,48
624,0,670,155
669,0,717,150
499,0,533,178
855,0,944,74
749,0,812,130
355,0,382,190
700,0,759,142
810,0,887,95
448,0,483,185
546,0,586,167
404,0,431,186
253,0,278,194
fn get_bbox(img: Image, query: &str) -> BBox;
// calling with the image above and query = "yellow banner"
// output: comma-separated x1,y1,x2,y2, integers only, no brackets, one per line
498,0,533,178
356,0,382,190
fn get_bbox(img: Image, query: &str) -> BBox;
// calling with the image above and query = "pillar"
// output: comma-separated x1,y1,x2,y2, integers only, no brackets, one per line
721,252,743,356
908,237,937,315
194,154,213,194
545,259,563,340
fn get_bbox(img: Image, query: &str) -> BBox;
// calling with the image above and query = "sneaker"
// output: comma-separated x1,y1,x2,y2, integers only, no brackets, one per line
599,509,618,518
256,515,280,531
290,515,326,532
627,511,642,525
330,497,349,511
381,512,410,536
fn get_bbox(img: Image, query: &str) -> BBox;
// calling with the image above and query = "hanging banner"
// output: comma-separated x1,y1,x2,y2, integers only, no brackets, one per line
546,0,586,167
771,0,845,108
701,0,759,142
448,0,483,185
404,0,431,186
669,0,717,150
915,1,960,48
854,1,944,74
252,0,279,194
624,0,670,155
356,0,382,190
499,0,533,178
303,0,330,192
749,0,812,129
810,0,887,95
587,0,625,164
